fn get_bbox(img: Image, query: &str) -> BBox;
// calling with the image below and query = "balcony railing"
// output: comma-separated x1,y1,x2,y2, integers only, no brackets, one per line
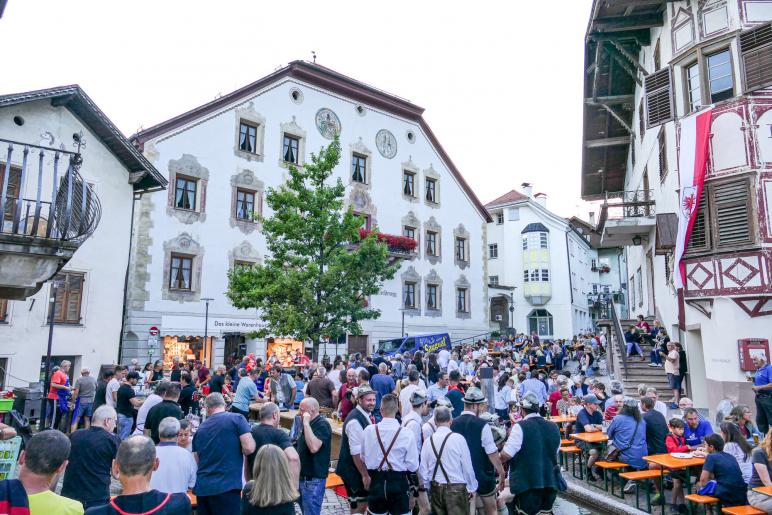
1,139,101,243
358,229,417,256
597,189,656,233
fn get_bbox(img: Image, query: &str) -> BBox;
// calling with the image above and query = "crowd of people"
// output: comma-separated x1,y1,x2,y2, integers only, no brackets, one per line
4,335,771,515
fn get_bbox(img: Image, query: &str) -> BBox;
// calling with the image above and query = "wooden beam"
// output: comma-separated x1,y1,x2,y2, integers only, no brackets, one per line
605,42,642,86
592,41,602,102
594,12,664,32
597,104,632,133
606,39,649,76
585,95,635,105
585,137,631,148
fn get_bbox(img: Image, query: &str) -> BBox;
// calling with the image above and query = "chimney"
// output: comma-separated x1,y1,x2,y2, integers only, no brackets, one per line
589,211,596,226
534,192,547,208
521,182,533,198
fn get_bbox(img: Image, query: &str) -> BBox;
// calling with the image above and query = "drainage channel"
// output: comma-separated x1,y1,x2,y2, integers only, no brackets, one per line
555,495,611,515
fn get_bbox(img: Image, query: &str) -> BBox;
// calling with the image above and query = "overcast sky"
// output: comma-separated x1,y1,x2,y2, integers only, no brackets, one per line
0,0,595,218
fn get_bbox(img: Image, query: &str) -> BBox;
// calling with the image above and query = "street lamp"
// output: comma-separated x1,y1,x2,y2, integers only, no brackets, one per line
400,290,412,337
40,276,64,431
201,297,213,364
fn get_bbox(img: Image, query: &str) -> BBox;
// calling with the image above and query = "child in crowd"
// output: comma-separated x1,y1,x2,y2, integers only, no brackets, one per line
294,370,305,409
665,418,690,513
569,395,583,417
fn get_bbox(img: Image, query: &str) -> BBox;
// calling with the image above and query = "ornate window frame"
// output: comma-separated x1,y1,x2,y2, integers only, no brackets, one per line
401,211,421,259
166,154,209,224
347,188,378,229
697,0,729,39
671,6,696,56
228,241,262,270
230,168,264,235
162,233,204,303
278,116,307,168
349,138,373,188
402,158,420,203
424,216,442,265
424,269,443,317
423,165,441,208
233,102,266,162
453,224,470,269
455,274,471,319
401,266,421,316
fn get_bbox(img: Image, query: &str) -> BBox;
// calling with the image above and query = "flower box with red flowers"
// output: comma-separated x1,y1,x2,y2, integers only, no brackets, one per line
358,229,417,254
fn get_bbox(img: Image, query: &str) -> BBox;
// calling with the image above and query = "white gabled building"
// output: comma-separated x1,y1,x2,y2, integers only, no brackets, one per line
124,61,491,368
486,185,598,340
0,86,165,389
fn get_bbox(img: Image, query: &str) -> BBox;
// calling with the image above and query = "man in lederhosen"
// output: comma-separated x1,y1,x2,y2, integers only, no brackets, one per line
450,387,505,515
500,391,561,515
362,393,419,515
402,390,430,515
419,406,477,515
336,385,377,514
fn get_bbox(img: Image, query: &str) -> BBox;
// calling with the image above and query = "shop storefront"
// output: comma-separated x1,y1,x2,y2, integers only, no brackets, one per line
162,336,213,369
160,315,267,369
266,337,304,366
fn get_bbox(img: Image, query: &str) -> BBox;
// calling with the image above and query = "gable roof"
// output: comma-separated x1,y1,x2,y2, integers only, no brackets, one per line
0,85,166,192
484,189,529,208
131,60,491,222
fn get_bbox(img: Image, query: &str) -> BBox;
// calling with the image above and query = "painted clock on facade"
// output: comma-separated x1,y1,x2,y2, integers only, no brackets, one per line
376,129,397,158
315,108,341,139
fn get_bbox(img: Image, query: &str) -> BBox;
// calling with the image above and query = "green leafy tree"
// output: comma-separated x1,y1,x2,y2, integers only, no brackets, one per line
227,137,397,358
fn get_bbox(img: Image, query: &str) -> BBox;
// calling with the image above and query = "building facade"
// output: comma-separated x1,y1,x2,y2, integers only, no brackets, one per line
0,87,164,389
123,61,491,368
486,186,598,339
581,0,772,410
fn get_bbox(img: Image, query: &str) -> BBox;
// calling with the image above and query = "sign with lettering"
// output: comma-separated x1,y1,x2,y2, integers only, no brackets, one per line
160,315,268,336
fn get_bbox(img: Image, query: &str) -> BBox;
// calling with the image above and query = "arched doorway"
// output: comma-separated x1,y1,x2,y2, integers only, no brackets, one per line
527,309,553,338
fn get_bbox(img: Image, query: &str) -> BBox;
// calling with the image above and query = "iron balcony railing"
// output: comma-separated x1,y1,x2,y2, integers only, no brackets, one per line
597,189,656,233
0,139,101,244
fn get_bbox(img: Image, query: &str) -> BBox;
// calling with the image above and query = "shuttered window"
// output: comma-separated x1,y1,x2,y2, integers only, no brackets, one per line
638,100,646,140
645,69,673,128
687,178,755,254
740,22,772,92
658,129,668,182
0,299,7,323
687,188,709,252
712,180,752,247
50,272,84,324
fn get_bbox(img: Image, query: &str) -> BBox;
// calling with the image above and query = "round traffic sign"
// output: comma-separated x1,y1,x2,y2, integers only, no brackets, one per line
149,326,159,337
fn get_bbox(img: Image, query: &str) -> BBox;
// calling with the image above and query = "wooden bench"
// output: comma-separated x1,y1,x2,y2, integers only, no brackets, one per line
685,494,720,514
721,507,766,515
559,446,582,478
560,438,573,446
619,469,669,512
595,461,630,495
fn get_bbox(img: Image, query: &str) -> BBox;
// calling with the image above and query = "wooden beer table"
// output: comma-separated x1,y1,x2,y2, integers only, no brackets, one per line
570,432,609,485
752,486,772,496
644,453,705,515
249,403,343,461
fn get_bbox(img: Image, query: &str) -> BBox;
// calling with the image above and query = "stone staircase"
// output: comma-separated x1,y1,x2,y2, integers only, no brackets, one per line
607,318,675,403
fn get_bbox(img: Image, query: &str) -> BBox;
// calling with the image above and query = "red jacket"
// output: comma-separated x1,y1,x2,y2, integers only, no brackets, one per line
665,434,690,453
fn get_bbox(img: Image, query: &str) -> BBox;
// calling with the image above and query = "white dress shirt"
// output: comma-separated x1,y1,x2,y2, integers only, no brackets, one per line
327,369,343,391
446,360,459,374
419,426,477,492
438,349,450,369
422,418,438,442
345,405,373,456
399,384,420,417
133,393,162,435
502,413,561,458
402,410,423,454
458,411,498,454
150,442,198,494
362,418,419,472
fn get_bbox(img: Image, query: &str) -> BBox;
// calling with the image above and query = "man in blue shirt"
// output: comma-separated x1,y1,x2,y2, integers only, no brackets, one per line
426,372,449,402
752,354,772,434
370,363,396,418
193,393,256,515
230,368,260,418
574,394,604,481
518,375,548,406
683,408,714,448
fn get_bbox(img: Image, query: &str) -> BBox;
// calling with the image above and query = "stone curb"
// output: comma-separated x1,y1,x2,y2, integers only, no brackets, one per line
563,475,649,515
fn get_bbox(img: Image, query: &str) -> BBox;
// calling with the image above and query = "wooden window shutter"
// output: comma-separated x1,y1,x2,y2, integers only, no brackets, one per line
712,180,753,247
740,23,772,92
655,213,678,255
687,188,709,252
0,299,7,323
644,69,673,128
658,129,668,182
639,100,646,140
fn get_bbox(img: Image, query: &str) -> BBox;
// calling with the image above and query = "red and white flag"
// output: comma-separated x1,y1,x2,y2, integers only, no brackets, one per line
674,108,713,289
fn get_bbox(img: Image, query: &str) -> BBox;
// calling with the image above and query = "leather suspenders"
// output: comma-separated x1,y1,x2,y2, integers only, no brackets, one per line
375,425,403,471
430,433,452,483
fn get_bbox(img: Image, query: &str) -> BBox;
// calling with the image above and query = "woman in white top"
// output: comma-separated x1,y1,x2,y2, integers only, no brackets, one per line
494,374,513,420
721,421,754,484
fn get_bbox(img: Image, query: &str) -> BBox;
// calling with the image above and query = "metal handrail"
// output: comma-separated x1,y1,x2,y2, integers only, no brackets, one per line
606,295,628,369
597,189,656,232
0,139,101,243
